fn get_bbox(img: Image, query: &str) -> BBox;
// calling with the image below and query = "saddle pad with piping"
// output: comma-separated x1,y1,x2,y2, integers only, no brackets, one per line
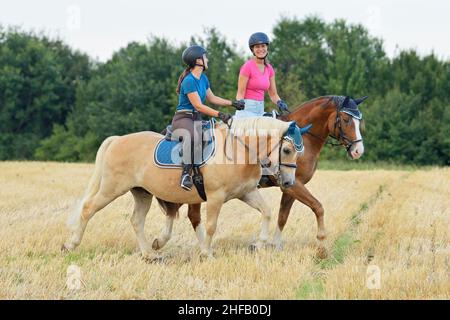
154,119,216,168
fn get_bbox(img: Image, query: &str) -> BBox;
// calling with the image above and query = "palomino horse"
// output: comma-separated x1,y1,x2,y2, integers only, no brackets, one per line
155,96,366,256
62,117,303,258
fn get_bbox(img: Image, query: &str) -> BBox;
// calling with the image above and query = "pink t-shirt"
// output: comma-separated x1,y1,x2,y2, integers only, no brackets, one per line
239,59,275,101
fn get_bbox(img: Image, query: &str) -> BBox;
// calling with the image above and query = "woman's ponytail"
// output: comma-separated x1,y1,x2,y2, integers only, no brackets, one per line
176,67,191,94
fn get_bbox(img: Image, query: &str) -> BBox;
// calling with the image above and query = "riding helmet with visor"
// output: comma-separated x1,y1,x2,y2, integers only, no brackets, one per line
182,45,207,69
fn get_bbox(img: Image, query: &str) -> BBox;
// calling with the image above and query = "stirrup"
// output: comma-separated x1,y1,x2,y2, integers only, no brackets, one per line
180,174,193,191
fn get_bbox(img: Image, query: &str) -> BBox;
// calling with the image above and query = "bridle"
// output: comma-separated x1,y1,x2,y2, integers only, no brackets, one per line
306,100,363,151
265,136,299,184
223,124,298,176
329,107,363,151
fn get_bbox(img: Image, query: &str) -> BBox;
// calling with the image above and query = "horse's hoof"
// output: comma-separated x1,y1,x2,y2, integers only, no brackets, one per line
317,232,327,242
268,242,284,251
201,255,215,262
316,246,328,260
199,251,215,261
61,243,72,253
248,242,266,252
152,239,161,251
142,254,166,264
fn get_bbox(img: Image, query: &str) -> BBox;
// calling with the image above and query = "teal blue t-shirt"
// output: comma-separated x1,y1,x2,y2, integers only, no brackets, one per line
176,73,210,112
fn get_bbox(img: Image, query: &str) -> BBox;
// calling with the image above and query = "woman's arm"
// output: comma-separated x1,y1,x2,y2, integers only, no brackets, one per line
187,92,220,117
206,88,245,110
268,76,281,104
268,76,289,113
206,88,232,106
236,74,249,100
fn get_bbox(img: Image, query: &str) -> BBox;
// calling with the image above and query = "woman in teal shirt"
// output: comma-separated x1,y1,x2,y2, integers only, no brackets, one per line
172,45,245,190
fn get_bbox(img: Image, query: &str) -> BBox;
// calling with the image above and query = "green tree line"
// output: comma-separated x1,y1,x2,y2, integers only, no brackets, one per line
0,17,448,165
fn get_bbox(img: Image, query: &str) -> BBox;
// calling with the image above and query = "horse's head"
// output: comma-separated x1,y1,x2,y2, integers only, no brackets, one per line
224,117,304,188
328,96,367,160
277,122,305,187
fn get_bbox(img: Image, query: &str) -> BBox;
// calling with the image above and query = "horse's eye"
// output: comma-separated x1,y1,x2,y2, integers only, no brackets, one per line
283,148,291,155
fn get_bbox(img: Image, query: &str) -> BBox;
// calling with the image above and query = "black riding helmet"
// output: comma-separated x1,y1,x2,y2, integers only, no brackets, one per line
248,32,270,51
182,45,207,68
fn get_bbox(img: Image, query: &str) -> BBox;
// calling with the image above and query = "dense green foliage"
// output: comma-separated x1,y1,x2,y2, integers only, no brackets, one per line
0,18,448,165
0,26,91,159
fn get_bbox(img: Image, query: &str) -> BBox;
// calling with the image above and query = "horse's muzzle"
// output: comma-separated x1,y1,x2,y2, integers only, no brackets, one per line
348,141,364,160
282,180,295,188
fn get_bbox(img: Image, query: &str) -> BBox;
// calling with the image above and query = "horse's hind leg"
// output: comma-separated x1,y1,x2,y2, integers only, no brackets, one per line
130,188,153,257
239,189,272,249
152,202,179,251
63,191,118,251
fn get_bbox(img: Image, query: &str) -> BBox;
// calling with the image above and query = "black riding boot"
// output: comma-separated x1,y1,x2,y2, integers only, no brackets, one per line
180,163,193,191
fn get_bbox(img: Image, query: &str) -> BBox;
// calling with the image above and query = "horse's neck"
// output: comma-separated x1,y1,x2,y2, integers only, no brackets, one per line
289,99,334,176
216,126,280,165
245,134,279,164
291,100,333,141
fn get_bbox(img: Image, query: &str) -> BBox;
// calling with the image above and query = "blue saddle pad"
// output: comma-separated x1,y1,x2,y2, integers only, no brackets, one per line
154,119,216,168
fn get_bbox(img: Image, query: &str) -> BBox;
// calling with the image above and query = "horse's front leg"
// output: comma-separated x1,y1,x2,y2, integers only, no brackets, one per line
130,188,154,257
275,182,327,257
200,196,225,258
239,188,272,249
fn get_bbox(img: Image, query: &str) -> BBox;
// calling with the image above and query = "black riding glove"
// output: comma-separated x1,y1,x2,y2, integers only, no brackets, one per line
277,100,289,113
231,99,245,110
218,112,232,124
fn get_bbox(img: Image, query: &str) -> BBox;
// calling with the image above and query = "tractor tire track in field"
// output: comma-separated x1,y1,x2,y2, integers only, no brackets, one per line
296,173,412,299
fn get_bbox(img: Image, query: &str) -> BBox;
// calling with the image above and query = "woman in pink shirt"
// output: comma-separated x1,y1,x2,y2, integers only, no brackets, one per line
235,32,289,118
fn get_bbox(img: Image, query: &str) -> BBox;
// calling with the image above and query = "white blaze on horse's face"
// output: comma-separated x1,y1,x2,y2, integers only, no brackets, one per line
278,139,298,188
350,118,364,159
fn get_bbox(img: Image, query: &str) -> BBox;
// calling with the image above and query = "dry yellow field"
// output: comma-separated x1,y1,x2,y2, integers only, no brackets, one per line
0,161,448,299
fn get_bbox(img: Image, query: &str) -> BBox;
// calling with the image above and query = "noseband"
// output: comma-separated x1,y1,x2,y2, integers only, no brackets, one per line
329,108,363,151
278,136,298,169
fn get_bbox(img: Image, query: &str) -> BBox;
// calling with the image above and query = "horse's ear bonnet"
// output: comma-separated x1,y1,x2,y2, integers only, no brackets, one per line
284,122,305,153
340,96,364,120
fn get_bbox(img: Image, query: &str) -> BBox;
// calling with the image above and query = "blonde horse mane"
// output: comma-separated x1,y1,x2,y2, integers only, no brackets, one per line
218,117,291,139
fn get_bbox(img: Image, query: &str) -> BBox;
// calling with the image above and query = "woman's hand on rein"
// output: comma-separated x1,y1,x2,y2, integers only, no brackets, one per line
231,99,245,110
218,112,233,124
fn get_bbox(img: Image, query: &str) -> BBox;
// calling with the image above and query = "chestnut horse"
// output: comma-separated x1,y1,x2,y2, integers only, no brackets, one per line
154,96,366,254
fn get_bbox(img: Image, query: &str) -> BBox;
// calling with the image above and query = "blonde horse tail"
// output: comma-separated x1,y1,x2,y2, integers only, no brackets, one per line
84,136,117,199
67,136,117,230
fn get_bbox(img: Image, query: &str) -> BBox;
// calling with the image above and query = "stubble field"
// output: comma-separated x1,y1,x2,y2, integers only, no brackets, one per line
0,161,448,299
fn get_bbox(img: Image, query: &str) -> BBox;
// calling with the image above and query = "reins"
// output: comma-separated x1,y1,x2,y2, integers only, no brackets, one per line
222,121,298,170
